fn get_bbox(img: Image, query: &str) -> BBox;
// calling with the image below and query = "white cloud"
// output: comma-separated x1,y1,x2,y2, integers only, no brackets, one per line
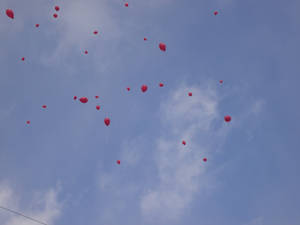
140,84,224,224
251,99,265,115
0,183,62,225
120,136,148,167
40,0,122,67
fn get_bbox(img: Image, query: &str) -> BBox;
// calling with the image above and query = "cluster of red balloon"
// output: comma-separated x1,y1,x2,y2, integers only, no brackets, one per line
6,4,228,166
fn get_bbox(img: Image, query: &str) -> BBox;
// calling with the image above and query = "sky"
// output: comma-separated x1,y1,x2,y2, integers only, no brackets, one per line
0,0,300,224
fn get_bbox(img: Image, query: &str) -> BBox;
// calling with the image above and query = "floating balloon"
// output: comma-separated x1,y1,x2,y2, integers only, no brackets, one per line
203,158,207,162
55,6,60,11
214,11,218,16
224,115,231,122
104,118,110,126
141,85,148,93
21,57,25,61
219,80,223,84
96,105,100,110
159,83,164,87
35,24,39,28
42,105,47,109
127,87,130,91
188,92,192,96
124,2,129,7
84,50,88,54
79,97,88,103
95,96,99,99
6,9,14,19
26,120,30,124
93,30,98,35
53,13,58,18
117,160,121,165
159,43,166,52
182,140,186,145
144,37,147,41
73,96,77,100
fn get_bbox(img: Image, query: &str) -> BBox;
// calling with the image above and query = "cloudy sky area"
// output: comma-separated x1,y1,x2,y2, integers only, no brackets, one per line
0,0,300,224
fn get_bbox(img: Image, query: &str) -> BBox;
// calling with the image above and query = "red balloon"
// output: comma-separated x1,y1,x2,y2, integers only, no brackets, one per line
141,85,148,93
182,140,186,145
159,83,164,87
117,160,121,165
42,105,47,109
159,43,166,52
84,50,88,54
95,96,99,99
188,92,192,96
224,115,231,122
79,97,88,103
21,57,25,61
124,2,129,7
6,9,14,19
53,13,58,18
203,158,207,162
35,24,39,28
96,105,100,110
214,11,218,16
126,87,130,91
219,80,223,84
144,37,147,41
26,120,30,124
104,118,110,126
55,6,60,11
73,96,77,100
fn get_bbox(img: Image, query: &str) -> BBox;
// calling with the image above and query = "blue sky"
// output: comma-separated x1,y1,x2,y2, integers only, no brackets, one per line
0,0,300,224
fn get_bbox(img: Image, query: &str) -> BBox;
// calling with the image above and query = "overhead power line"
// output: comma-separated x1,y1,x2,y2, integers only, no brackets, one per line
0,206,48,225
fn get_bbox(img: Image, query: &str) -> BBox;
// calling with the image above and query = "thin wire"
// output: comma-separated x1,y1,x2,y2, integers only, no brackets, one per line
0,206,48,225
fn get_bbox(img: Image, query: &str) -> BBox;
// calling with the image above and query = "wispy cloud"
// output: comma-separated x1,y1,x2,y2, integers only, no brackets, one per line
243,217,264,225
140,84,224,224
0,183,63,225
40,0,122,68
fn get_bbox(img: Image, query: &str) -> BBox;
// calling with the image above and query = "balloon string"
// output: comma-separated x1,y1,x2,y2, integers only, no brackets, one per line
0,206,48,225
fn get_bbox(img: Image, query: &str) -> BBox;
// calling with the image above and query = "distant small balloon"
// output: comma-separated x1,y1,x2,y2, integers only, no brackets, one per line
79,97,88,103
21,57,25,61
95,96,99,99
55,6,60,11
219,80,223,84
53,13,58,19
26,120,30,124
159,43,166,52
84,50,88,54
141,85,148,93
42,105,47,109
159,83,164,87
127,87,130,91
93,30,98,35
96,105,100,110
35,24,39,28
104,118,110,126
124,2,129,7
203,158,207,162
182,140,186,145
224,115,231,122
188,92,192,96
214,11,218,16
6,9,14,19
144,37,147,41
117,160,121,165
73,96,77,100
